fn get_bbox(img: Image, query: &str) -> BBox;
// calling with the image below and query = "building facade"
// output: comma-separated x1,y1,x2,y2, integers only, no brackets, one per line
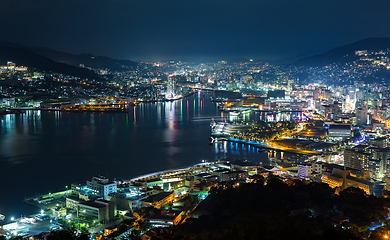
87,176,117,200
77,199,116,223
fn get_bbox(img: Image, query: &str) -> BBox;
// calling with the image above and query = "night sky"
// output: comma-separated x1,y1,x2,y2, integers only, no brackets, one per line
1,0,390,61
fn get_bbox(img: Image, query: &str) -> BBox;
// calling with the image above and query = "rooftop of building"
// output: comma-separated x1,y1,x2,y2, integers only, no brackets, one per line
346,176,376,186
146,178,163,183
222,170,248,174
110,192,148,201
143,209,182,221
213,169,230,173
262,165,275,171
299,162,313,166
371,147,390,152
325,170,384,186
328,124,351,130
203,175,219,181
195,172,213,178
130,182,146,187
95,199,111,204
88,179,116,186
92,175,109,180
79,200,107,209
66,196,85,203
344,145,371,154
322,163,362,174
230,160,257,167
143,191,174,203
352,144,370,150
101,181,116,186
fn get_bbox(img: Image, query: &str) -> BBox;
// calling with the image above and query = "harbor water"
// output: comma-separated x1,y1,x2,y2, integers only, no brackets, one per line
0,92,270,218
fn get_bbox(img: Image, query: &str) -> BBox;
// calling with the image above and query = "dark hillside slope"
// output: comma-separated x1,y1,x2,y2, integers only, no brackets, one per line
0,47,101,80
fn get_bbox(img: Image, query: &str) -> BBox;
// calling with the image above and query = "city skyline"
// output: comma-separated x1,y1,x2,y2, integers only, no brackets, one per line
3,43,390,239
1,0,390,61
4,1,390,238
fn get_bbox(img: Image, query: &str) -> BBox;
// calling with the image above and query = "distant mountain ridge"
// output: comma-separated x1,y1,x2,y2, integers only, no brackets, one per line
30,47,139,71
0,47,102,80
0,40,139,76
269,54,309,65
295,38,390,67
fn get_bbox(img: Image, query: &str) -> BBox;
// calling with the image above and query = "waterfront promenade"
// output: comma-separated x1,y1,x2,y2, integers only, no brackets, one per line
210,122,322,155
214,137,322,155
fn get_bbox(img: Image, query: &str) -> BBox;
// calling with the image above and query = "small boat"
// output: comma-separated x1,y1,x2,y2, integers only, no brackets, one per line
0,214,5,221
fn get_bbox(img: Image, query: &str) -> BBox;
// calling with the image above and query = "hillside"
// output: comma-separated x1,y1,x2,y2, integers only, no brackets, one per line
0,40,139,72
295,38,390,67
30,48,139,71
0,47,102,80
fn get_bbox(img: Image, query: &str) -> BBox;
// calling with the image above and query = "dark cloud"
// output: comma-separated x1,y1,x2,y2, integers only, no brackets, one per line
1,0,390,61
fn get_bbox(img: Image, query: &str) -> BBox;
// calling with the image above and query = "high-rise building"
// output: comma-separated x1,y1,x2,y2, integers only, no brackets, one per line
371,147,390,177
166,75,176,99
314,87,328,100
356,107,368,126
343,94,356,113
324,102,342,120
344,145,371,171
344,145,389,178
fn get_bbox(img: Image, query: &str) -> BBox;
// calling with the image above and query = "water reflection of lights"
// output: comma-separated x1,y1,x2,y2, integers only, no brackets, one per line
133,105,137,126
164,101,180,164
187,100,189,120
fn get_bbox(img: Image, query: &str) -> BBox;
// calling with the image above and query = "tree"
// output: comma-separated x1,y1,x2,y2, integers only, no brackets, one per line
46,227,89,240
250,174,265,185
46,229,76,240
78,228,90,240
339,187,367,200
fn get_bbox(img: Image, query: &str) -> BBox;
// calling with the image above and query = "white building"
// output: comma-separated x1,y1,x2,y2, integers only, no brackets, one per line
298,163,311,180
298,161,323,181
328,124,352,139
166,75,176,99
87,176,117,200
1,98,16,108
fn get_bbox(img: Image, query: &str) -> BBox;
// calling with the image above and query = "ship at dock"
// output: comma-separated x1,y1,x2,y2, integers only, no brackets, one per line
62,104,129,112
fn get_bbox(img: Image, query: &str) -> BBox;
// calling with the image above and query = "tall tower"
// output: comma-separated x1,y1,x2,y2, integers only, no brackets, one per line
166,75,176,98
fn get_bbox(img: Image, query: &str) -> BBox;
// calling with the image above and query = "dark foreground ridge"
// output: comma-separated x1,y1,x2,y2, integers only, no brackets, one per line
150,176,389,240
